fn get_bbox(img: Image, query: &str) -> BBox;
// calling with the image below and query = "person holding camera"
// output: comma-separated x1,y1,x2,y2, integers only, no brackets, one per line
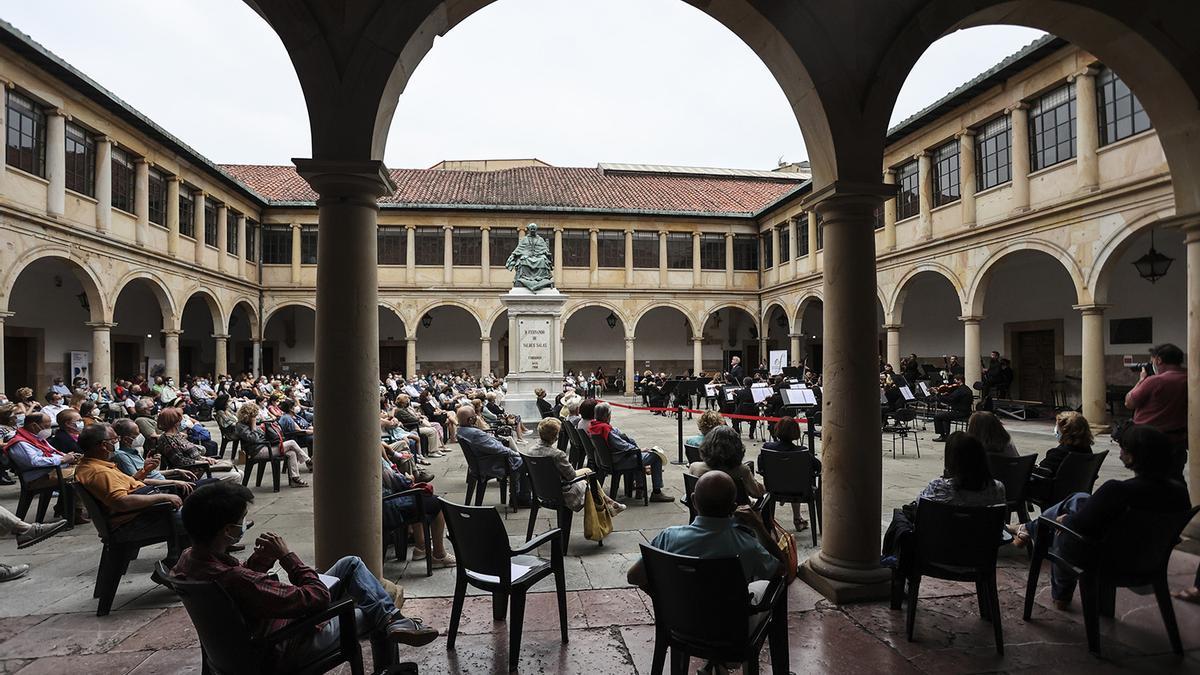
1123,343,1187,478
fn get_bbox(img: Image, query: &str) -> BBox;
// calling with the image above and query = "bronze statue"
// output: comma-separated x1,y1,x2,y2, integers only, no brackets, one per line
505,222,555,291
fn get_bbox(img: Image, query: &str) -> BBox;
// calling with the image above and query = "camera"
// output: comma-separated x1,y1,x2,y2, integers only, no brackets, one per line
1128,362,1154,374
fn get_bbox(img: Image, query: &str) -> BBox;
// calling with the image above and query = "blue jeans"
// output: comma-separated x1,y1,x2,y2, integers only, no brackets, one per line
326,555,397,631
1026,492,1090,602
641,451,664,491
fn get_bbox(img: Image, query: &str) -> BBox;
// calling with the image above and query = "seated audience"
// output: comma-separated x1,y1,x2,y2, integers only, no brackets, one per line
455,405,531,506
40,391,66,422
213,395,237,431
10,388,40,416
685,410,725,448
156,408,241,481
762,416,821,531
232,403,311,488
1026,411,1094,502
381,459,455,567
523,418,625,514
276,399,315,452
419,390,456,443
111,419,199,483
966,411,1019,457
688,426,764,505
49,408,85,455
394,395,443,458
589,402,674,503
4,412,85,522
535,388,553,418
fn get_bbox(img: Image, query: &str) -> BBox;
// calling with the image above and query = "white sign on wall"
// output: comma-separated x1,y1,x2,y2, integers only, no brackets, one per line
769,350,788,375
69,351,90,383
518,318,552,373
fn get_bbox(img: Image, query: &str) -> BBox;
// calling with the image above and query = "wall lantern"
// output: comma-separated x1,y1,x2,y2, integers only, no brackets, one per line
775,314,787,328
605,312,617,329
76,292,90,311
1132,230,1173,284
421,313,433,328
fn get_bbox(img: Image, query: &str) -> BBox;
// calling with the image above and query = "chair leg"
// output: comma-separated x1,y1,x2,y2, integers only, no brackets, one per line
555,558,569,644
96,545,128,616
989,579,1004,656
609,474,620,501
35,492,52,523
1023,536,1047,621
15,491,33,521
1098,582,1117,618
255,461,267,487
508,590,526,673
669,645,689,675
271,460,281,493
241,463,252,486
650,625,668,675
559,509,573,554
1153,577,1184,655
975,579,991,621
423,520,433,578
493,590,509,621
809,499,819,547
464,477,476,505
475,480,488,507
905,575,921,641
890,568,905,610
1078,573,1102,655
447,573,467,650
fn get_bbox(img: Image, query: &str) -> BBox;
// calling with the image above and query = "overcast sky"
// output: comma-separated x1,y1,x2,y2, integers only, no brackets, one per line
3,0,1044,171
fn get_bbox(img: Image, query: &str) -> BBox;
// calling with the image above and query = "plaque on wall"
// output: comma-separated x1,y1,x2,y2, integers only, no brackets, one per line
518,318,552,372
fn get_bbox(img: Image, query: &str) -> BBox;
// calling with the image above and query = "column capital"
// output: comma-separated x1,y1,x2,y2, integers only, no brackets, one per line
1005,102,1030,115
801,180,896,212
1072,303,1111,315
957,315,984,324
624,336,636,345
442,224,454,231
691,230,701,238
211,333,231,340
479,336,491,343
134,157,151,167
252,337,263,344
405,223,417,231
552,225,564,233
588,227,600,234
479,223,491,231
161,329,183,337
915,151,931,161
624,226,634,234
94,134,112,145
956,128,977,140
406,335,417,343
657,229,669,237
166,174,182,185
293,158,397,203
883,323,903,331
1068,66,1101,82
290,221,302,230
0,310,14,320
724,231,735,239
192,187,206,198
787,332,804,339
46,107,67,119
85,321,117,329
691,336,705,343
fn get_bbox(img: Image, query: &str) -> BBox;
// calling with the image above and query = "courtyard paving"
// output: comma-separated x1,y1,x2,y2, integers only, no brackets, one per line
0,400,1197,673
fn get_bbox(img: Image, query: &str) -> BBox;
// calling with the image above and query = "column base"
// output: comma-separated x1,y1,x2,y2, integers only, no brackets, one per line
798,551,892,604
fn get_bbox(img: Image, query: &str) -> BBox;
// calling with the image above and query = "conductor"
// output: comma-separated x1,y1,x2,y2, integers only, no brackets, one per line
727,356,746,385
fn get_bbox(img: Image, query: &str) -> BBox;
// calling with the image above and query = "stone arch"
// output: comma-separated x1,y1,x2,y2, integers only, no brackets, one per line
703,301,760,335
761,301,792,334
1088,206,1179,305
0,245,108,323
112,269,178,328
179,288,227,336
228,299,261,340
793,290,824,333
966,240,1087,316
888,262,967,325
631,301,698,339
414,300,484,338
262,299,317,328
562,300,630,332
377,302,409,337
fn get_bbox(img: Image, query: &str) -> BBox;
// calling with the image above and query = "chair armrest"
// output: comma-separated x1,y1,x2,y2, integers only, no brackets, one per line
563,475,589,486
512,528,563,555
748,577,787,613
752,492,771,514
181,462,213,478
262,598,357,645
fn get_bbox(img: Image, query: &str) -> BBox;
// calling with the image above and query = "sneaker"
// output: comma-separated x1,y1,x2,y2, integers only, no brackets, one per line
931,435,947,442
16,520,68,549
427,451,446,459
386,616,439,647
649,492,675,503
0,563,30,582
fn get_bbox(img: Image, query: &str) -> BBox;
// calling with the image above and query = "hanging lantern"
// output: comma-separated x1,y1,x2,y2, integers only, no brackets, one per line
1132,230,1173,284
605,312,617,329
421,313,433,328
776,313,787,328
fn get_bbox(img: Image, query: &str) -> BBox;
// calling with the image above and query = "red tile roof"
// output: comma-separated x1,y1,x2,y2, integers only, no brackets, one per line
219,164,804,217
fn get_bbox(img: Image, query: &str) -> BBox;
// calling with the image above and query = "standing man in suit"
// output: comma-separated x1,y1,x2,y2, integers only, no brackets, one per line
727,356,746,385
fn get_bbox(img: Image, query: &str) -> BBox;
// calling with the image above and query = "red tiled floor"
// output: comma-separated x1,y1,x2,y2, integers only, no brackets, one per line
9,651,150,674
112,607,198,653
0,610,163,660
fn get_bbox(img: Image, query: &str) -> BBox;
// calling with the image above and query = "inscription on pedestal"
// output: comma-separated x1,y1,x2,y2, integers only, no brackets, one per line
518,318,552,372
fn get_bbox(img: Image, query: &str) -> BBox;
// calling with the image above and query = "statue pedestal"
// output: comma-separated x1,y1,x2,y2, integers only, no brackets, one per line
500,288,567,421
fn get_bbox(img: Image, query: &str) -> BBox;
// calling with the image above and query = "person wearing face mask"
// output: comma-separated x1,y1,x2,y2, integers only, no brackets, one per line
49,377,71,398
0,405,20,486
49,409,86,456
41,391,66,422
1025,411,1095,505
4,412,84,523
110,419,201,485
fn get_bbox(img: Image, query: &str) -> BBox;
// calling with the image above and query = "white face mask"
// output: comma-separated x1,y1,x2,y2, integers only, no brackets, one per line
15,414,25,427
131,435,145,449
227,519,249,543
37,428,52,440
72,420,85,432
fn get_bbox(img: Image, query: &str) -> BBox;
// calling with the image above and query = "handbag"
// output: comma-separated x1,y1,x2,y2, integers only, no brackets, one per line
582,478,612,542
768,516,799,583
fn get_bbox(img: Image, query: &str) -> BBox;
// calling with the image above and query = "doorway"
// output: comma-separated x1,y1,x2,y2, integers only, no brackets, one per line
1015,329,1055,404
113,341,141,381
379,344,407,378
3,334,38,392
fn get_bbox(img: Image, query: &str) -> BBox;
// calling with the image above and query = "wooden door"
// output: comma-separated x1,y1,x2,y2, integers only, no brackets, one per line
379,345,406,379
4,336,36,392
1016,329,1055,404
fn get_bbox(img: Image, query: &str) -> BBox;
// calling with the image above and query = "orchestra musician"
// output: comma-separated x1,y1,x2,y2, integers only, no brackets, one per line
931,374,974,442
901,354,921,383
727,356,745,385
943,355,964,377
732,377,759,439
880,374,903,426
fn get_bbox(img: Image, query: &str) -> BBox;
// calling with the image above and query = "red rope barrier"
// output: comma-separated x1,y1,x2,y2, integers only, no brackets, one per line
598,399,805,424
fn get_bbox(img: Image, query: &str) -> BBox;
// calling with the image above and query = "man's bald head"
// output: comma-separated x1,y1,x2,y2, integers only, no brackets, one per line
455,405,476,427
694,471,737,518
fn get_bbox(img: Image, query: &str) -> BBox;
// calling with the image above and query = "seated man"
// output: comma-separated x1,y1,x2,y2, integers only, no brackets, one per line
931,374,973,442
110,419,203,484
381,459,455,567
73,423,192,568
4,412,85,522
454,405,531,506
589,402,674,503
40,390,66,422
133,397,160,447
276,399,315,452
172,481,437,671
626,471,784,591
393,395,442,458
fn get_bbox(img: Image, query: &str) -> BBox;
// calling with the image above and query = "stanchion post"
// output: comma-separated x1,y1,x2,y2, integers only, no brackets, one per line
675,405,687,465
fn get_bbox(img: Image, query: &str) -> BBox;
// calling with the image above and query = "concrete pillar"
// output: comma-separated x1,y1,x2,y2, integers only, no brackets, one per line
624,336,635,395
917,152,933,240
692,336,704,375
882,170,897,251
45,110,66,217
163,329,181,384
724,232,734,286
213,333,229,377
0,312,10,392
961,316,983,391
1185,224,1200,515
193,190,206,263
959,130,977,227
251,339,261,377
87,322,115,387
481,225,491,285
885,324,902,372
1009,104,1031,212
807,212,819,272
406,336,418,379
789,333,802,367
553,226,563,286
1074,68,1100,191
658,230,668,287
442,225,453,285
798,194,891,602
133,159,149,246
236,214,247,278
94,136,112,233
1075,304,1109,431
788,217,799,278
479,336,491,378
166,177,180,258
294,158,394,575
290,222,302,283
590,228,600,285
769,225,780,285
624,228,634,286
216,204,229,273
691,231,701,286
405,225,416,284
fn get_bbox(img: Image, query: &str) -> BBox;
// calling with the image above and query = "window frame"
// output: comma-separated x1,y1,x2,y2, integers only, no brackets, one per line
895,160,920,221
6,90,46,177
300,225,318,264
148,169,167,226
631,231,659,269
452,228,482,266
731,234,758,271
488,227,518,267
110,146,135,213
260,224,291,264
204,198,220,249
975,115,1012,192
798,218,810,256
699,233,725,271
226,210,239,254
413,226,444,266
1029,82,1077,171
1096,66,1150,146
596,230,624,268
245,220,257,262
761,231,773,269
665,232,692,270
178,188,195,238
63,121,96,197
377,228,407,265
931,139,960,208
559,229,589,268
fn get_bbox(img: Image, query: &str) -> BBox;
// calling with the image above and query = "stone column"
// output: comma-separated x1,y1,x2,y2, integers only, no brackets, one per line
1073,68,1100,191
133,159,149,246
557,336,566,373
553,226,564,287
166,177,180,258
692,336,704,375
798,194,891,602
789,333,802,367
1075,304,1109,431
480,336,491,378
1010,104,1031,212
658,230,668,287
163,329,181,384
294,158,395,575
691,231,702,286
724,232,734,286
405,225,416,284
960,316,983,391
442,225,453,285
480,225,491,285
193,189,206,263
406,336,417,378
0,312,11,392
917,152,933,240
213,333,229,377
45,109,66,217
0,87,6,179
882,170,897,251
807,212,819,272
290,222,302,283
769,225,780,285
87,322,115,387
590,228,600,285
624,228,634,286
252,339,262,377
1186,224,1200,515
216,204,229,274
788,218,799,278
885,324,902,371
236,214,247,278
94,136,112,233
959,130,977,227
624,336,635,395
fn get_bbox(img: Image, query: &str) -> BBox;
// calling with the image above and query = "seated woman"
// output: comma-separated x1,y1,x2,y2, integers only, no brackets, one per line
155,407,241,481
762,416,820,531
231,402,311,488
685,410,725,448
1027,411,1093,502
966,411,1019,457
381,456,455,567
522,418,625,514
688,425,765,505
213,394,238,431
535,388,553,418
419,389,456,443
1010,425,1191,610
485,392,527,441
881,432,1005,571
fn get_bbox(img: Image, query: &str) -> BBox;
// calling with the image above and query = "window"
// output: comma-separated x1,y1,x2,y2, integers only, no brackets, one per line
732,234,758,271
761,231,773,268
699,234,725,270
596,230,624,268
226,211,239,254
245,220,257,262
798,218,810,256
64,122,95,196
489,227,517,267
453,228,482,266
631,231,658,268
148,169,166,226
975,115,1011,192
777,225,790,263
931,140,960,207
260,225,291,264
1030,83,1076,171
178,188,195,238
873,205,885,230
815,212,824,251
413,227,444,265
300,225,318,263
378,228,407,265
1109,317,1152,345
560,230,589,267
1097,66,1150,146
109,147,135,213
204,199,219,248
895,160,919,220
666,233,692,269
6,90,45,177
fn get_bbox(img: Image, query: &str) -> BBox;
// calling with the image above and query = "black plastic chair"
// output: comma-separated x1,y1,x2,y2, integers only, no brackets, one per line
441,499,568,673
563,422,587,471
576,425,601,475
639,544,788,675
588,430,648,506
757,449,821,547
986,453,1037,524
13,464,72,525
1023,505,1200,656
889,409,920,459
680,473,699,522
1029,450,1108,512
73,483,174,616
458,436,518,512
218,424,240,461
166,563,365,675
683,443,701,464
382,487,434,577
241,448,286,493
895,498,1007,655
520,452,589,553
